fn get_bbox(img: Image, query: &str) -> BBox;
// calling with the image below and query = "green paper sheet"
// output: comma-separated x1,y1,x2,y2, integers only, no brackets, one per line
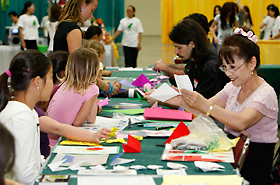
103,109,145,115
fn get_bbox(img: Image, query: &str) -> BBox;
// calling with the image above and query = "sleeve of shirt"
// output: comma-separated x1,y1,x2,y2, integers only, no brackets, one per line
84,84,99,102
137,19,144,33
216,82,232,103
35,17,40,29
117,19,124,31
10,112,40,184
214,14,220,23
262,16,269,24
17,15,24,28
246,84,278,119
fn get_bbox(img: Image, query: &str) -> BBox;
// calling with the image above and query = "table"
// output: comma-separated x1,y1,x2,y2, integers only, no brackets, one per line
0,45,21,74
38,69,237,185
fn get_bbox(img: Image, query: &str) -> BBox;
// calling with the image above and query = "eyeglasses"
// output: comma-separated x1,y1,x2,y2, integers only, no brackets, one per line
219,61,246,73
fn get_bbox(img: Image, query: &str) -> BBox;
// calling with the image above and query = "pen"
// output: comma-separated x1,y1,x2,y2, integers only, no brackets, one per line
156,126,174,130
156,144,165,147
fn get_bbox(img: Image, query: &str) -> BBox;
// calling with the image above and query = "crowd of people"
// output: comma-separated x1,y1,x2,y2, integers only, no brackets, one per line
0,1,279,185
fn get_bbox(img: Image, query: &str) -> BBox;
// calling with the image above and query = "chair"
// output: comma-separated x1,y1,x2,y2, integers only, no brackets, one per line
232,130,251,174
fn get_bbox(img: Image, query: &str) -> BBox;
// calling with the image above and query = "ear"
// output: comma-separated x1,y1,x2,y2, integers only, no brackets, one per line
33,76,44,90
189,41,195,49
248,57,257,71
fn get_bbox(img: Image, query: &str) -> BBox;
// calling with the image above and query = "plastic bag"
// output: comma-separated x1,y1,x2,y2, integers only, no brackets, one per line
170,114,238,152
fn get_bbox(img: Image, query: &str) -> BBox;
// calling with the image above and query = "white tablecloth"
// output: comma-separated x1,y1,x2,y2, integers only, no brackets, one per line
0,45,21,74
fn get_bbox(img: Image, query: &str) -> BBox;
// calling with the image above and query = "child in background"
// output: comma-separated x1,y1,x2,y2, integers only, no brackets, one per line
47,48,102,146
0,50,109,184
84,25,103,42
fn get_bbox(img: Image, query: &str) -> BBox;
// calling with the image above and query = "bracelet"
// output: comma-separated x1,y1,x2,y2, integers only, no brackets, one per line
100,83,114,95
206,103,215,117
100,82,106,90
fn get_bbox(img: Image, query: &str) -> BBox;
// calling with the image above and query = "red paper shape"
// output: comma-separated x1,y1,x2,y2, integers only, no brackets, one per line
122,134,141,153
132,74,154,87
144,108,193,121
165,121,190,144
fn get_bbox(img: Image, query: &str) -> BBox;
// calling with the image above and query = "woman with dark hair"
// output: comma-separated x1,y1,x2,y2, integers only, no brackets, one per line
210,2,239,51
110,5,143,68
18,2,39,50
166,28,278,185
243,6,253,30
45,3,62,52
260,4,279,40
53,0,99,53
209,5,221,48
84,25,103,41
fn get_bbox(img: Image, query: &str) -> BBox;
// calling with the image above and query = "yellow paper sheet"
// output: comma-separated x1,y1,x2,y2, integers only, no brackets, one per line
161,175,243,185
59,140,102,146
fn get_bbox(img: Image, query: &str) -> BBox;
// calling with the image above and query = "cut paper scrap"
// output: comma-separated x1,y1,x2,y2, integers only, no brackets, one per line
174,74,193,94
143,83,151,92
132,74,154,87
118,79,135,88
149,83,179,102
123,134,141,153
69,160,86,171
143,108,193,121
98,97,109,107
110,152,135,166
194,161,225,172
103,109,145,115
109,127,118,138
48,159,68,172
151,102,162,109
165,121,190,144
60,140,102,146
105,138,126,144
135,88,145,96
167,162,188,170
158,75,170,80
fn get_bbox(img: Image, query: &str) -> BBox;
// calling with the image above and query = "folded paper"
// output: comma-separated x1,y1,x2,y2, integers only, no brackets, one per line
98,97,109,107
118,79,135,88
132,74,154,87
174,74,193,94
122,134,141,153
149,83,179,102
144,108,193,121
165,121,190,144
110,152,135,166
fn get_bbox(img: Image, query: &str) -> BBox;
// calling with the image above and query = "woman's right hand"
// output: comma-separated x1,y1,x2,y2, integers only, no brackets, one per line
92,127,110,143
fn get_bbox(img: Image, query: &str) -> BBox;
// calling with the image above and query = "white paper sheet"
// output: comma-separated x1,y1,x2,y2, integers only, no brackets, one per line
150,83,179,102
174,74,193,94
157,169,187,176
52,146,119,155
78,176,156,185
118,67,144,71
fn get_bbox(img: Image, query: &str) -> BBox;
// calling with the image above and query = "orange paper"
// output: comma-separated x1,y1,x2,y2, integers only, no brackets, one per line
122,134,141,153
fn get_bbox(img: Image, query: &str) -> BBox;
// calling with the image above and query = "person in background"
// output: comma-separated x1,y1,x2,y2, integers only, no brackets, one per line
0,123,23,185
8,11,19,26
84,25,103,42
260,4,279,40
165,28,278,185
243,6,253,30
110,5,143,68
47,48,104,146
54,0,98,53
210,2,239,51
18,2,39,50
45,3,62,52
41,15,49,46
208,5,221,49
233,0,245,27
0,50,109,184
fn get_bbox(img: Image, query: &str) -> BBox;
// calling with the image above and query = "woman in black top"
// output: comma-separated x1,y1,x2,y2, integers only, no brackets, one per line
53,0,98,53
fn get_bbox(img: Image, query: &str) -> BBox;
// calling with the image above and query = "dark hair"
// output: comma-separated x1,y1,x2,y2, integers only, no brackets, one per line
213,5,221,18
0,123,15,185
84,25,102,40
48,51,69,84
8,11,18,17
128,5,135,17
0,50,52,112
20,1,33,15
220,2,236,30
50,3,62,22
267,4,279,18
219,34,260,70
244,6,253,26
184,13,210,35
169,18,210,65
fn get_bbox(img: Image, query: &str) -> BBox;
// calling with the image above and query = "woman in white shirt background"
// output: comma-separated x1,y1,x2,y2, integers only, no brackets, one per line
18,1,40,50
110,5,144,68
260,4,279,40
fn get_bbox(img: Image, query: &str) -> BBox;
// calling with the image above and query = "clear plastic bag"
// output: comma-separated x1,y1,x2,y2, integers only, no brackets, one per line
170,114,236,152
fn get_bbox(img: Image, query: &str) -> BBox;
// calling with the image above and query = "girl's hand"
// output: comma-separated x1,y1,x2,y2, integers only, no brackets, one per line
143,95,157,106
108,84,120,97
92,127,110,143
214,37,219,44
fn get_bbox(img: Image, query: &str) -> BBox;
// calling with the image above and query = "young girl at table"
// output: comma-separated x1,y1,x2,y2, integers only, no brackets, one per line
165,28,278,185
0,50,110,184
47,48,103,146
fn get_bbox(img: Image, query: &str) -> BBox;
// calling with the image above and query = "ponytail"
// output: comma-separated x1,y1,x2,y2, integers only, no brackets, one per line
0,74,11,112
20,1,33,16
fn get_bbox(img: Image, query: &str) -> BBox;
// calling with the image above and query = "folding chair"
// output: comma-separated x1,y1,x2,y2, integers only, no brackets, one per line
232,130,251,174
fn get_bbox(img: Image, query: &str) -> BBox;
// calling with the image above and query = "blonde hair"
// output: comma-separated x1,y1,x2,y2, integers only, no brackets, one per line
62,48,99,94
57,0,95,29
83,39,105,57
